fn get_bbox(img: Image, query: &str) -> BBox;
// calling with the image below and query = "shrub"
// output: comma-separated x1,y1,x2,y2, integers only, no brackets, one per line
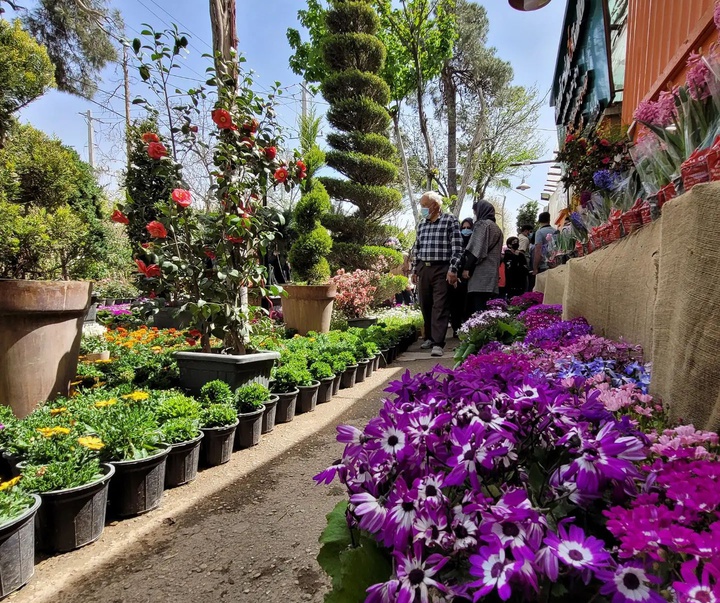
161,417,200,444
154,394,201,423
272,362,314,393
200,404,238,428
200,380,235,407
310,360,335,381
373,274,408,306
331,269,378,319
328,242,403,273
0,476,35,525
289,225,333,284
235,383,269,414
21,459,103,493
92,402,162,461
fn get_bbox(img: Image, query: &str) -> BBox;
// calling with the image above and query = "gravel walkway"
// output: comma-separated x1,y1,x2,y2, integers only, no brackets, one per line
10,346,453,603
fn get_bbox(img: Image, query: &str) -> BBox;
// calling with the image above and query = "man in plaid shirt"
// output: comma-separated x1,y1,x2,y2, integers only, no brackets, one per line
410,191,462,357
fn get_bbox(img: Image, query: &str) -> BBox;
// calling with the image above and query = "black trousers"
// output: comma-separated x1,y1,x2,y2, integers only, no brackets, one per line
450,279,468,332
466,292,493,316
417,262,451,347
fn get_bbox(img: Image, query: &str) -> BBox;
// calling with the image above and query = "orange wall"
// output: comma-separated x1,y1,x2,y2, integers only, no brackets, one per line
623,0,717,125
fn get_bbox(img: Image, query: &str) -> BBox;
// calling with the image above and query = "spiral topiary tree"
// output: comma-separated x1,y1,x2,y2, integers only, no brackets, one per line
319,0,401,244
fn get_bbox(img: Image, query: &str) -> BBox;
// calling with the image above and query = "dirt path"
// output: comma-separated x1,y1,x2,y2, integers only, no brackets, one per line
11,347,453,603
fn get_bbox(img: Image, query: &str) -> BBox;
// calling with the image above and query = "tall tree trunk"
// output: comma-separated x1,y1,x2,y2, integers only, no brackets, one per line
453,89,486,218
443,64,458,201
392,109,420,226
412,50,436,191
209,0,238,90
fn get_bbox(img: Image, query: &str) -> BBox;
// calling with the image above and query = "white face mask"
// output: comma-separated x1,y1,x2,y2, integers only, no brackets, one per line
420,207,430,218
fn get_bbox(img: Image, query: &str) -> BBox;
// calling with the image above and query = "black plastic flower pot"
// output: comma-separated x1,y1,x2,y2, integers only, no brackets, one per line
372,354,380,372
355,359,370,384
365,357,375,378
200,420,239,467
379,350,390,369
317,377,334,404
340,365,358,389
108,446,170,518
332,374,341,396
261,395,279,434
273,389,298,424
346,317,378,329
165,432,204,488
1,451,21,479
297,381,320,414
34,463,114,553
174,350,280,395
235,406,265,449
0,494,41,598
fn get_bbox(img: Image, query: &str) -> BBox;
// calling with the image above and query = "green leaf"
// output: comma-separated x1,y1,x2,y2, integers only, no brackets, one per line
132,38,141,54
139,65,151,81
325,537,392,603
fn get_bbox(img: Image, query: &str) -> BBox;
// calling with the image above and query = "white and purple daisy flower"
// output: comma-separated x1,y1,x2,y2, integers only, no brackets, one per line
598,562,665,603
394,542,448,603
544,522,611,582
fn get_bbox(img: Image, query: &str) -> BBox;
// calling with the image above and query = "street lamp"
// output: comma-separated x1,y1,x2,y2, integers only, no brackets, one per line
508,0,552,10
516,178,531,191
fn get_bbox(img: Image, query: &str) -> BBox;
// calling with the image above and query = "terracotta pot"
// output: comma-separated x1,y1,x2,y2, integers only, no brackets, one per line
282,284,337,335
175,350,279,394
84,350,110,362
0,280,92,417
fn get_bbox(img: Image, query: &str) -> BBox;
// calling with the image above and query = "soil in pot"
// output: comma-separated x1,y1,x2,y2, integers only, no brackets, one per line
261,395,279,434
317,377,334,404
332,374,341,396
0,494,41,598
235,406,265,449
355,360,369,384
273,390,298,424
296,381,320,414
108,446,170,518
34,463,114,553
200,420,239,467
340,365,358,389
165,432,204,488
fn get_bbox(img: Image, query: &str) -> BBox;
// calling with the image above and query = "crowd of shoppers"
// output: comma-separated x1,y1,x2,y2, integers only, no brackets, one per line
410,192,556,356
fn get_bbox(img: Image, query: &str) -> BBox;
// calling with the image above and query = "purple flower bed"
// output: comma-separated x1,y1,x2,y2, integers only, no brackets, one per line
315,302,720,603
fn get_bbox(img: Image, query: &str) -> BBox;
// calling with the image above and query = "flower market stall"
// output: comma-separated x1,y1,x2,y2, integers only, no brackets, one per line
316,293,720,603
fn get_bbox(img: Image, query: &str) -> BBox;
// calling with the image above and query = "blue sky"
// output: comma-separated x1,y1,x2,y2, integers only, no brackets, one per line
14,0,565,226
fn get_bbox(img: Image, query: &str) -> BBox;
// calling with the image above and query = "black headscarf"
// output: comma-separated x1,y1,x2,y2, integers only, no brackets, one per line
474,200,496,223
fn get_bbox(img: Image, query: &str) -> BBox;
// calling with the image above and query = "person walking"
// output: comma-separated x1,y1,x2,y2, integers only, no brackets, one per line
461,200,503,315
503,236,528,299
518,225,533,255
450,217,474,337
532,211,557,278
410,191,462,358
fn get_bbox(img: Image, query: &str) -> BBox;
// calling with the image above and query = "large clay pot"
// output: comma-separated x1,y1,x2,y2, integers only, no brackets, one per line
282,284,337,335
0,280,92,417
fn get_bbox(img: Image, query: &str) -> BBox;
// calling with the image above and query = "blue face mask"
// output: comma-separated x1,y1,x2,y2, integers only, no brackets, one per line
461,228,472,237
420,207,430,218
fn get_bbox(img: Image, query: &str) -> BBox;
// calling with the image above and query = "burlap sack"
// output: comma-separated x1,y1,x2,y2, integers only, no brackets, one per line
651,182,720,431
534,271,547,294
543,265,568,305
563,220,661,357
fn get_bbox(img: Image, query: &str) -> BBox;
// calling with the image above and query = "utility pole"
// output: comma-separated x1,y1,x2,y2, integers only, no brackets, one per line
122,44,132,162
301,81,308,120
85,110,95,169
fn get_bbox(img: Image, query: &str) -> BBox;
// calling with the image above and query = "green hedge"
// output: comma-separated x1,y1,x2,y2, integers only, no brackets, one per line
322,33,386,74
325,150,397,187
320,177,402,218
326,132,396,161
322,69,390,106
328,242,403,273
325,2,379,35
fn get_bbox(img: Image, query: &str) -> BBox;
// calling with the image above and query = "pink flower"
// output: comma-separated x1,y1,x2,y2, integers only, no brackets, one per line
634,100,659,125
146,220,167,239
686,52,712,100
171,188,192,208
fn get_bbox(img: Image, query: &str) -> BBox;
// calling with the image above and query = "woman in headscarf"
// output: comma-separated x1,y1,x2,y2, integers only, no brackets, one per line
461,200,503,315
450,217,474,336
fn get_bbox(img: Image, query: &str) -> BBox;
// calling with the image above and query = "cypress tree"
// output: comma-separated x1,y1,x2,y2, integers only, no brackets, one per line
319,0,401,244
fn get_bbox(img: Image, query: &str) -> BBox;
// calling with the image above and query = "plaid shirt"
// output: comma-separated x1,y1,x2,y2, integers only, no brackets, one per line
411,213,463,274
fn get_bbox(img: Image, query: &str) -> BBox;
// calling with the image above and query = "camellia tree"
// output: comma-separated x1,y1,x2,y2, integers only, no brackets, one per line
113,31,305,354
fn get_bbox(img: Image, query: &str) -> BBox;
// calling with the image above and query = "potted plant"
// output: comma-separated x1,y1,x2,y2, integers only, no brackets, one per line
119,39,307,394
199,380,238,466
93,395,169,517
270,363,306,424
310,360,335,404
296,362,320,415
16,415,113,553
330,269,378,329
0,476,41,598
155,395,203,488
283,112,337,335
79,326,110,362
234,383,267,449
338,351,359,390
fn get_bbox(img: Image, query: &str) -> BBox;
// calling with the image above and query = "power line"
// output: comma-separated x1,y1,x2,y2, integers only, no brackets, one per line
146,0,213,51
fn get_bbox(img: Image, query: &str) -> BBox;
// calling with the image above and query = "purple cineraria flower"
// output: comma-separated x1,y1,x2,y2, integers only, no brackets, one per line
414,474,446,507
544,523,611,582
366,579,400,603
469,540,520,601
445,426,506,488
349,491,387,534
384,480,419,548
365,421,408,457
672,559,720,603
336,424,365,458
597,563,666,603
313,458,345,485
394,542,448,603
451,509,479,552
413,510,450,548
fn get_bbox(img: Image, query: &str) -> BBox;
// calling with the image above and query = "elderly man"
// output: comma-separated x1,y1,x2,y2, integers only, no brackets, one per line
410,191,462,357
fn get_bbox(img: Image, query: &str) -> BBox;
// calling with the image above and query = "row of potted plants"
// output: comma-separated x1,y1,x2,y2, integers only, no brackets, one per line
0,313,421,598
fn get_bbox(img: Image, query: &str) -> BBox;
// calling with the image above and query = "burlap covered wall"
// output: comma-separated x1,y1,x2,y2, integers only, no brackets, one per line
562,220,661,358
543,265,569,305
534,271,547,294
652,183,720,431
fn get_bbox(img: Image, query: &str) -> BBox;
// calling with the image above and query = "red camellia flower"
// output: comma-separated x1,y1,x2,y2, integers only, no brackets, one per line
189,125,199,133
135,259,161,278
204,249,216,260
149,290,157,299
142,132,159,143
146,220,168,239
212,109,237,130
188,329,202,339
171,188,192,208
299,170,307,180
111,209,129,225
186,338,198,346
274,166,288,183
296,160,306,172
565,134,575,144
147,142,168,159
225,235,244,244
264,146,277,161
243,118,259,133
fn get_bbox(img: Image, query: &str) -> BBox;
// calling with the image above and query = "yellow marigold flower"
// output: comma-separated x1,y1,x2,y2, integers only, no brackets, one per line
94,359,113,364
121,391,149,401
77,436,104,451
50,407,67,416
94,398,117,408
0,476,21,491
70,380,83,386
151,346,162,351
36,426,71,437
